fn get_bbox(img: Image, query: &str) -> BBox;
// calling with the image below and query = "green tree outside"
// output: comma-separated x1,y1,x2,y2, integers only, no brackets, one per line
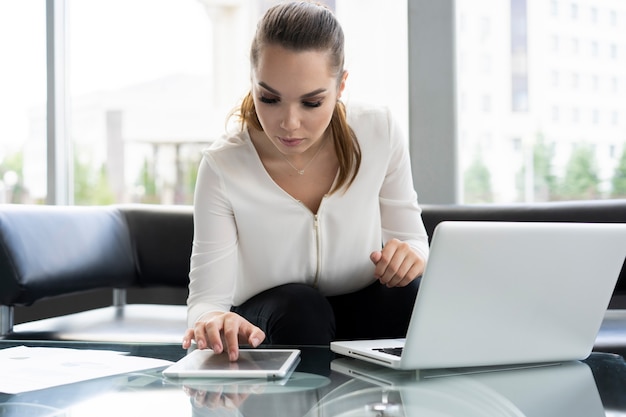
74,154,115,205
136,157,159,203
464,154,493,204
611,145,626,198
516,135,558,202
558,144,600,200
532,137,558,200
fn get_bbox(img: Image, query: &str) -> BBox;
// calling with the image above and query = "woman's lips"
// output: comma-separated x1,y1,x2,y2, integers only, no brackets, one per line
278,137,304,147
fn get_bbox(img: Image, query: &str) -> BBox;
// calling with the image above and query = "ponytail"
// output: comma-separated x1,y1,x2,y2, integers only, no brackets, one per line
328,100,361,193
237,91,261,131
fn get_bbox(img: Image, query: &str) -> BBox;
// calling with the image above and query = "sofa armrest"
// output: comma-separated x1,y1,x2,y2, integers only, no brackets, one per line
0,205,136,306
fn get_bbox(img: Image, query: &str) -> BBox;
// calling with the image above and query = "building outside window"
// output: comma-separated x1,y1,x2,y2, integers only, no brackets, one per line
456,0,626,203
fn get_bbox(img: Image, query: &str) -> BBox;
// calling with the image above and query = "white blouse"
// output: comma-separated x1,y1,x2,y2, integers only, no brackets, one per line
187,103,429,327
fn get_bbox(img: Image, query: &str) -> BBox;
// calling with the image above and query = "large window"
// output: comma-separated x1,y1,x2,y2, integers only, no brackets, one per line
68,0,213,205
2,0,407,206
0,1,46,204
19,1,623,206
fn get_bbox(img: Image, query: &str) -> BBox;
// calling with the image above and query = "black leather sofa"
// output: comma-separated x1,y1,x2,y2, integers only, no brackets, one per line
1,200,626,348
0,204,193,342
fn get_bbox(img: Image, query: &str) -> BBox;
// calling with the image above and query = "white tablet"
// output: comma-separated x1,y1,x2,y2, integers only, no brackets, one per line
162,349,301,379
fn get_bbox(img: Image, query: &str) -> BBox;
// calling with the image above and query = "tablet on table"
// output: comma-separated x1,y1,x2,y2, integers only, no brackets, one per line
162,349,301,379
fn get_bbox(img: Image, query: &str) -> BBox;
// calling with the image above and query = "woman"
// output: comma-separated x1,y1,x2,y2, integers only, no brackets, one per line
183,1,429,361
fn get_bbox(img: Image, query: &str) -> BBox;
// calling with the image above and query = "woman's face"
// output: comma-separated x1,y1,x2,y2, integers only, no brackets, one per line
251,44,346,155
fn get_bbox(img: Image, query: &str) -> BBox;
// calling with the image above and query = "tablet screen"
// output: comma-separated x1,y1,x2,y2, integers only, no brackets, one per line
162,349,301,379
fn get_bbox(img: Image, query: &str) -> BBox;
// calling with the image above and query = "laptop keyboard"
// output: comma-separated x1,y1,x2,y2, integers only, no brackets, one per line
373,347,403,357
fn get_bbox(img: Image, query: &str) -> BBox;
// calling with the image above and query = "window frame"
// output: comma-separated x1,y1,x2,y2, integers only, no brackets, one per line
46,0,72,204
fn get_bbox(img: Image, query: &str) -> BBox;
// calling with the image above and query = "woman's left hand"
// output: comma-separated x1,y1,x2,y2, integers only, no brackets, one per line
370,239,426,288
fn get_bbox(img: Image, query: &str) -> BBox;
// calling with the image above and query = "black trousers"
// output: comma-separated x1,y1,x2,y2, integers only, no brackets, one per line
232,279,420,345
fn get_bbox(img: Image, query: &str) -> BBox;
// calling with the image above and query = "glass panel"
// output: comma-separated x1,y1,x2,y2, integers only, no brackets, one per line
456,0,626,203
68,0,213,204
66,0,407,205
337,1,409,133
0,1,47,204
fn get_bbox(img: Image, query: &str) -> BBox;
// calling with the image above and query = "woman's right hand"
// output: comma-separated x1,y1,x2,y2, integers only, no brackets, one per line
182,312,266,361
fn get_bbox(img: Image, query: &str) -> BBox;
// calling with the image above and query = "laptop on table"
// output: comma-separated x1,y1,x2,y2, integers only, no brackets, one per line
331,221,626,370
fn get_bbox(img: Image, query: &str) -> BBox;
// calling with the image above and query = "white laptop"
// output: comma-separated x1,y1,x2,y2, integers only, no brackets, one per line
331,221,626,370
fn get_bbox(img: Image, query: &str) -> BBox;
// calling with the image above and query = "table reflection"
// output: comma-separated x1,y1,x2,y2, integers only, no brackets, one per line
171,371,331,416
2,343,625,417
309,358,604,417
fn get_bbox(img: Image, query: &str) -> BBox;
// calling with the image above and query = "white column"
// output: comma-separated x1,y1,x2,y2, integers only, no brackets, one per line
197,0,257,119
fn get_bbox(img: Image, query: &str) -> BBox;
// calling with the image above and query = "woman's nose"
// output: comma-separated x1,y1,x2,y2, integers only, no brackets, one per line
280,105,301,131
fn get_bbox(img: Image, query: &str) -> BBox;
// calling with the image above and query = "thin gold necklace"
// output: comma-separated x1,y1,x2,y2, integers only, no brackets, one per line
278,137,327,175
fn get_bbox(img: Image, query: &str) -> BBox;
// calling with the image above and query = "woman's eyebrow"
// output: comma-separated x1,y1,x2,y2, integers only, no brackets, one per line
258,81,327,99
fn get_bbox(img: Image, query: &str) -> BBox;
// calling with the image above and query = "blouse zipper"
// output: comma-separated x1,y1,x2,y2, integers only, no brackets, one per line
312,213,321,288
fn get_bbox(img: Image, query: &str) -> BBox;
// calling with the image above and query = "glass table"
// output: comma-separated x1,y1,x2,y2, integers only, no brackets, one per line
1,340,626,417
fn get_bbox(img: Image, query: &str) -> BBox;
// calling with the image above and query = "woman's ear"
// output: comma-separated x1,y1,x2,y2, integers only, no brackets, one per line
337,70,348,99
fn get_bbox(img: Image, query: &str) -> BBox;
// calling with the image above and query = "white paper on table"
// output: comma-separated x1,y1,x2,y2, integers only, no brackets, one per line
0,346,173,394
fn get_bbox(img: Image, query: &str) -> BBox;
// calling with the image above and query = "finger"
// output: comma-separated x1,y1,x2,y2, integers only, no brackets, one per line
378,240,417,285
249,328,266,348
387,254,426,287
380,254,407,285
372,249,393,280
222,314,241,361
201,319,225,353
383,259,412,287
191,322,209,350
387,271,413,288
377,249,403,284
182,328,195,349
223,394,240,410
375,239,406,280
192,390,209,408
206,387,224,409
389,254,417,286
408,259,425,279
370,250,382,265
240,323,265,348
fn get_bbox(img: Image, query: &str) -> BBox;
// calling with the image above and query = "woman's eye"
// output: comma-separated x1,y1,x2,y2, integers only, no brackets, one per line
303,100,323,108
259,95,278,104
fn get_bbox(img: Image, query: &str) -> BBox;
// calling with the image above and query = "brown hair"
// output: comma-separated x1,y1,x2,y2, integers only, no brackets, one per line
236,1,361,193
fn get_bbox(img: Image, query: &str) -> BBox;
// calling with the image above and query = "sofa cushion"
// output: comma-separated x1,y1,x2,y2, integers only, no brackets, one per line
0,205,136,306
120,204,193,288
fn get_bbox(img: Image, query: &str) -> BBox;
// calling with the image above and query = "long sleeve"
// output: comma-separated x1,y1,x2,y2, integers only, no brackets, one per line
378,107,430,261
186,154,238,327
